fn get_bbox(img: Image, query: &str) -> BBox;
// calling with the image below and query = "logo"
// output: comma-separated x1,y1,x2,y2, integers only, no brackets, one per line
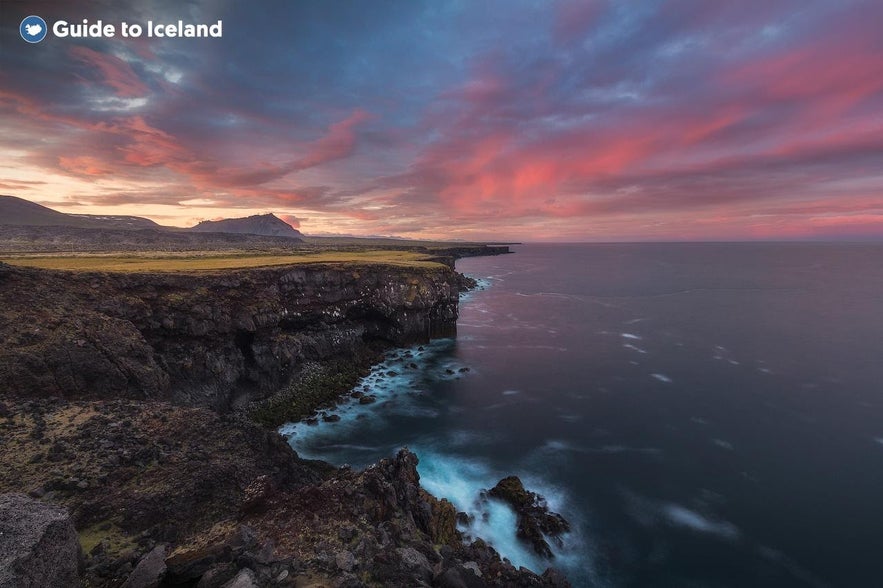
20,15,48,43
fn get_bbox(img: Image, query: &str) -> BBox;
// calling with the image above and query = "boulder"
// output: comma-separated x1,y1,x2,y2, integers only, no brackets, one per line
395,547,432,582
435,564,488,588
0,493,82,587
335,550,356,572
122,544,168,588
221,567,259,588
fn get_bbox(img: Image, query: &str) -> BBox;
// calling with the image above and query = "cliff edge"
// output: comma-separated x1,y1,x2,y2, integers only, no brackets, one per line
0,261,459,413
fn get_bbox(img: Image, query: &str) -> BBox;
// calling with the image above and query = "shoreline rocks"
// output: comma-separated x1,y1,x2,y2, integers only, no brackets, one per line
0,397,572,587
488,476,571,559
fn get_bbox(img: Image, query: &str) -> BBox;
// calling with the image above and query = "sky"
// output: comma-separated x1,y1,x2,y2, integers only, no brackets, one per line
1,0,882,241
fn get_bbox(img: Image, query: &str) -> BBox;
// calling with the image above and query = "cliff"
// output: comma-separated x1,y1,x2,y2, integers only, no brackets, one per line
0,256,571,587
0,261,459,412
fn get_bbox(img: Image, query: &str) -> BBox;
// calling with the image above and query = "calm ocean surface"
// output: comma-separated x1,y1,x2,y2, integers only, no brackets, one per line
281,243,883,587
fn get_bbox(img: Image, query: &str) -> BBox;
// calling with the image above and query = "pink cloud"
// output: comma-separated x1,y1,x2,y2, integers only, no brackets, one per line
69,46,149,98
277,214,302,229
294,109,373,170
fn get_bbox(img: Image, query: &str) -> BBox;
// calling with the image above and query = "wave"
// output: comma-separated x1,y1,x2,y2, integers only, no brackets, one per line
414,446,597,585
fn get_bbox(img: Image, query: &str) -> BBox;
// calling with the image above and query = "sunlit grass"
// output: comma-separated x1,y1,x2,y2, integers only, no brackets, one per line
1,250,444,272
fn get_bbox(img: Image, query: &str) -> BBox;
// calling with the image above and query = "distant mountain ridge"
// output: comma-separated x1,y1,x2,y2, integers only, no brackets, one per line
0,195,160,230
190,213,302,238
0,196,302,240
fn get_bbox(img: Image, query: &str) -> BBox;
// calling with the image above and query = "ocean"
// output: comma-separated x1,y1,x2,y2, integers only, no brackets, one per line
280,243,883,587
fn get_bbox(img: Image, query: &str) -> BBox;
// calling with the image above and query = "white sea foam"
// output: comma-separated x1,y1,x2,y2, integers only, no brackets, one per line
713,439,734,450
503,344,568,351
540,439,661,455
756,545,830,588
458,276,492,302
651,373,672,383
544,439,572,452
661,504,741,540
621,333,642,340
623,491,739,542
414,447,593,581
502,389,521,396
623,343,647,354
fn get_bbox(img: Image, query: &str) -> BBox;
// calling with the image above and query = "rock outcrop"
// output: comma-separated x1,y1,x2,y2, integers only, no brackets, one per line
488,476,571,559
0,493,83,587
0,261,460,412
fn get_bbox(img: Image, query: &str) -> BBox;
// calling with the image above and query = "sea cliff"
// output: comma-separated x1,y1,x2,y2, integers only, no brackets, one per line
0,261,460,412
0,252,572,587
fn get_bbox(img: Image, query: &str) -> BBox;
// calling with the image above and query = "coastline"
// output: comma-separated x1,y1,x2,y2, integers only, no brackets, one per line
0,246,573,587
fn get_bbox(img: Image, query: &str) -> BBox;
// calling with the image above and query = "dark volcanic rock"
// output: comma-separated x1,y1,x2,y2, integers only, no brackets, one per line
0,245,568,587
0,262,461,413
436,563,488,588
457,274,479,292
1,399,569,587
220,567,259,587
121,544,167,588
0,493,83,587
488,476,571,558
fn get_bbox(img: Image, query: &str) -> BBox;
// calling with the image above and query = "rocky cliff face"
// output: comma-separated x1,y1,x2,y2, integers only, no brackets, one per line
0,261,460,411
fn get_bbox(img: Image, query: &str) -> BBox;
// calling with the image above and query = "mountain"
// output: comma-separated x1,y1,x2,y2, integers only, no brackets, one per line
0,196,303,241
0,195,159,229
190,214,303,239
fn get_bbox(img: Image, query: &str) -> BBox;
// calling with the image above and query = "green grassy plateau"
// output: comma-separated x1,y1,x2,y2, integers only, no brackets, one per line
1,249,444,272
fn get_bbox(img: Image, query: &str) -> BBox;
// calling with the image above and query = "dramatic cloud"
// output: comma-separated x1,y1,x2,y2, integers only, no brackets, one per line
0,0,881,240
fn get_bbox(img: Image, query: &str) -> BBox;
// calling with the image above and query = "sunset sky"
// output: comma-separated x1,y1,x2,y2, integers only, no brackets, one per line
1,0,882,241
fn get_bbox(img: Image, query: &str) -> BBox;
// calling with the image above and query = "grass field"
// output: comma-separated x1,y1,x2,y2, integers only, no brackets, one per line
1,250,445,272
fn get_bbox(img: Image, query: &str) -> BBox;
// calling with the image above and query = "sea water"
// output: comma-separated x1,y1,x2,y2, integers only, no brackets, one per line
281,243,883,587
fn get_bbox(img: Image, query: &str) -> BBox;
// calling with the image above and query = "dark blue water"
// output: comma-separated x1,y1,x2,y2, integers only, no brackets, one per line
282,243,883,587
